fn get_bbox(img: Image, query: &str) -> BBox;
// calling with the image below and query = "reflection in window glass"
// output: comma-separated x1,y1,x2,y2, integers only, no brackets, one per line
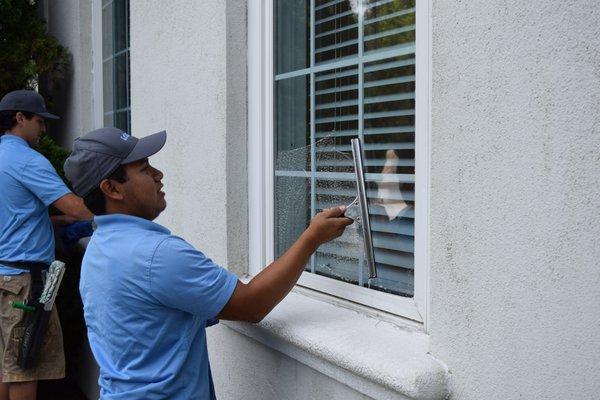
275,0,310,75
102,0,130,133
274,0,416,297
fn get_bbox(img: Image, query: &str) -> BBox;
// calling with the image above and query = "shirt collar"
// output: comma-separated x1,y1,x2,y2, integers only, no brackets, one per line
94,213,171,235
0,134,29,148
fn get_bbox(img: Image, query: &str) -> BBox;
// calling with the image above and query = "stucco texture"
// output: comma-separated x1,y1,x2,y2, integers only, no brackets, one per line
129,0,247,271
208,324,373,400
429,1,600,399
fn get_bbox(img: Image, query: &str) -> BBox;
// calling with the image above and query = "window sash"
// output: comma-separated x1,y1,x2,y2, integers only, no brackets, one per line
275,0,416,296
247,0,430,325
100,0,131,133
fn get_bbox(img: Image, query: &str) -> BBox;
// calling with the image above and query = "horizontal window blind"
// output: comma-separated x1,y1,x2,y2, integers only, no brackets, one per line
275,0,416,297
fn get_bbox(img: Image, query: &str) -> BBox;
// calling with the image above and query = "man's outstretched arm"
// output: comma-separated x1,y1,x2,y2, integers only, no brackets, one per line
217,206,353,323
52,193,94,221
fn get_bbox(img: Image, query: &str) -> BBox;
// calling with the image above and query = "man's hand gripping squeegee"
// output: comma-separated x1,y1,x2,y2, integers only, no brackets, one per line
11,261,66,369
344,138,377,279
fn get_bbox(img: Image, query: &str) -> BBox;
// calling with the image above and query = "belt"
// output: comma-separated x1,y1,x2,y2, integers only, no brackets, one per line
0,261,49,303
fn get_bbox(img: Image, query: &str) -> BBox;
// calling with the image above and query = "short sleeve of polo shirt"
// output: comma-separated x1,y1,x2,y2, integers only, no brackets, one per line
149,237,239,319
20,154,70,206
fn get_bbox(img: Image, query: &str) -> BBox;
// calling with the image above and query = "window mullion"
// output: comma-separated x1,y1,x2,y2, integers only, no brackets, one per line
310,0,316,273
357,2,365,287
111,1,118,127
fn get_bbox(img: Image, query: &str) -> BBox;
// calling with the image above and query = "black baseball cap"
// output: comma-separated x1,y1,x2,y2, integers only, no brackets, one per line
0,90,59,119
64,127,167,197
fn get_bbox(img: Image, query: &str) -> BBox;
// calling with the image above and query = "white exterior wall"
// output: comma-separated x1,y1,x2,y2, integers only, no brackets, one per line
429,1,600,399
208,325,371,400
130,0,247,272
42,0,94,145
42,0,600,399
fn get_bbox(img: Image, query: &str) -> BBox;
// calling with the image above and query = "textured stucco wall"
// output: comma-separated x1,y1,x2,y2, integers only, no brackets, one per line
208,324,372,400
429,1,600,399
42,0,94,145
129,0,247,271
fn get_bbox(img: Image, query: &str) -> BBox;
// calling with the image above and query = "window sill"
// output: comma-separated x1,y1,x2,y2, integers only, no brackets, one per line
222,287,450,400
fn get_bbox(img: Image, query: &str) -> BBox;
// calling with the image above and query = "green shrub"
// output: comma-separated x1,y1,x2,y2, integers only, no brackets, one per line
0,0,70,98
38,134,70,183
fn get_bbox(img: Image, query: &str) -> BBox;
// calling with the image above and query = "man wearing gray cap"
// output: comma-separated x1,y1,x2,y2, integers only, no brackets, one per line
0,90,93,399
64,127,351,399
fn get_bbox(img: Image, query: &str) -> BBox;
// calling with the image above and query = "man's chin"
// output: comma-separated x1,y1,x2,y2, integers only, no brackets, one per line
151,200,167,221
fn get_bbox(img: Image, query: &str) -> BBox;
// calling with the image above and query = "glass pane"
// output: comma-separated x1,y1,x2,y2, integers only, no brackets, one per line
103,60,114,112
113,0,128,52
363,54,415,297
364,0,415,54
275,0,310,75
273,0,417,298
114,53,128,110
315,65,358,153
102,0,130,128
314,0,359,65
127,45,131,103
314,175,362,283
103,113,113,128
275,177,311,259
126,0,130,48
102,4,114,59
275,76,310,171
114,111,128,132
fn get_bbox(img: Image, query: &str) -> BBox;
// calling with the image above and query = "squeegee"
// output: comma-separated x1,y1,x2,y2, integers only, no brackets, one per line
344,138,377,279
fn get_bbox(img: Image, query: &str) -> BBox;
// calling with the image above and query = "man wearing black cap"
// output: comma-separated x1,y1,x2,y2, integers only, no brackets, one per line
64,127,352,399
0,90,93,399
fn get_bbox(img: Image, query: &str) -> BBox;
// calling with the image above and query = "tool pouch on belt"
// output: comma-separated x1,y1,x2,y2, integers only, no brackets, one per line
0,261,50,369
18,303,52,369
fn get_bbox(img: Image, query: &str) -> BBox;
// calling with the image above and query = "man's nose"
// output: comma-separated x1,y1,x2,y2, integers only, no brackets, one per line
153,168,164,181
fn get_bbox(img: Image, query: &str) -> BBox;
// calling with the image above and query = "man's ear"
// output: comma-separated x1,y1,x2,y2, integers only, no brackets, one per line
15,112,25,125
99,178,125,201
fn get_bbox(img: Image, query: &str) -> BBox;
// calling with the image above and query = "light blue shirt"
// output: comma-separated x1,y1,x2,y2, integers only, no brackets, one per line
80,214,238,400
0,134,70,274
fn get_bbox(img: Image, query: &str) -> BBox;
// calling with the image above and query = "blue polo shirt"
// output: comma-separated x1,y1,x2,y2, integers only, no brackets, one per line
80,214,238,400
0,134,71,274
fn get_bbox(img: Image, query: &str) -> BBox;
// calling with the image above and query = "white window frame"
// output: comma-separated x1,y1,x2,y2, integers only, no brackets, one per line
248,0,431,327
91,0,131,132
92,0,104,129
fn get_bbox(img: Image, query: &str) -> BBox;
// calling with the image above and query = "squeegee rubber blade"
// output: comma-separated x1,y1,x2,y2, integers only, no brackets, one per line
350,139,377,279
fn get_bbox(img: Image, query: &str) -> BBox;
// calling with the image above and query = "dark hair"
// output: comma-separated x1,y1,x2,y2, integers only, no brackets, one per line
83,165,128,215
0,110,35,133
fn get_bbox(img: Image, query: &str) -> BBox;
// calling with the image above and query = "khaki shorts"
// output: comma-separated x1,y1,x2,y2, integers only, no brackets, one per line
0,273,65,383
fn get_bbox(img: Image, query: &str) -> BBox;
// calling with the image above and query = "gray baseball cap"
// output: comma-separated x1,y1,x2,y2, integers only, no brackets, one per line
64,127,167,197
0,90,59,119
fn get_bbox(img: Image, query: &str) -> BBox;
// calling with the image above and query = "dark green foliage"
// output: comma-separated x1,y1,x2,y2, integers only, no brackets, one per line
38,134,70,183
0,0,70,99
0,0,72,178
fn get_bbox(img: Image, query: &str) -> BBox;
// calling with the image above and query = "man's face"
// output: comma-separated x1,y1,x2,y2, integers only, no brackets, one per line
17,113,46,147
119,158,166,221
